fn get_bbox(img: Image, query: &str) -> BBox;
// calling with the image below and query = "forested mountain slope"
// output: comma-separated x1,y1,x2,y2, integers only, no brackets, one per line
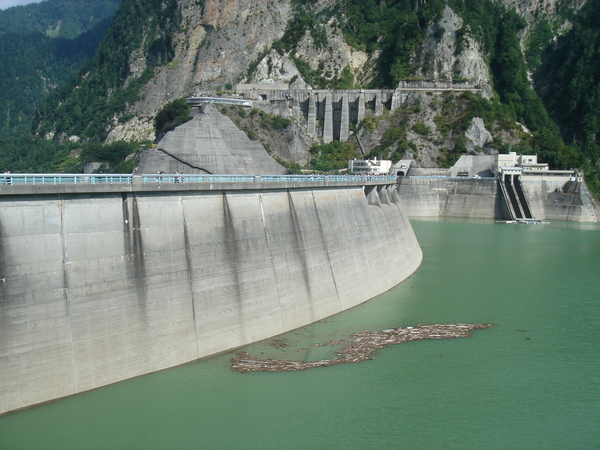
1,0,598,193
0,0,120,136
535,0,600,192
0,0,121,38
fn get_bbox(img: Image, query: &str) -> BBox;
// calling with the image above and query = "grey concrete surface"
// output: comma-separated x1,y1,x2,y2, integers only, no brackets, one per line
396,177,502,219
0,184,422,414
136,104,286,175
396,177,597,221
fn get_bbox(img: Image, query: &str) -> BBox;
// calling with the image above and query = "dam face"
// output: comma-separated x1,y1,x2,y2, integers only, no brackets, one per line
0,183,422,414
396,177,503,218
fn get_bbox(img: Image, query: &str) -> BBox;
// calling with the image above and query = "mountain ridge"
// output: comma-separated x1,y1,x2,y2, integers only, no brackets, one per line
1,0,598,192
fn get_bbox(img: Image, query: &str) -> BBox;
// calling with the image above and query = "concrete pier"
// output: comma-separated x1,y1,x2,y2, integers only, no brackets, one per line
340,93,350,142
323,94,333,143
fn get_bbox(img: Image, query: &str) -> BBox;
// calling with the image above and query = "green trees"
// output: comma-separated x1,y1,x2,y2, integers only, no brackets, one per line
0,134,75,173
309,141,360,171
342,0,445,86
534,0,600,190
0,0,121,38
34,0,181,140
80,141,137,166
525,20,553,69
154,98,192,137
0,13,115,137
0,0,122,174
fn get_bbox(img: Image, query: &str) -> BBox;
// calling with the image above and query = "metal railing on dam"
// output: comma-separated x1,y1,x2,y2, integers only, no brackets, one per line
408,175,496,180
0,173,398,195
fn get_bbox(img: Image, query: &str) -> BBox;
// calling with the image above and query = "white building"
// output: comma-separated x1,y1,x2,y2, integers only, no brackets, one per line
348,158,393,174
494,152,548,173
494,152,575,182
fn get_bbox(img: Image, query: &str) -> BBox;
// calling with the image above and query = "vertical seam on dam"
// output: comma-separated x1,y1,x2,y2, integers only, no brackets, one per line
131,195,148,305
287,191,314,307
310,189,341,303
222,192,247,340
60,196,71,317
258,193,284,314
346,188,375,284
60,196,77,386
181,198,200,359
123,193,148,306
0,219,6,303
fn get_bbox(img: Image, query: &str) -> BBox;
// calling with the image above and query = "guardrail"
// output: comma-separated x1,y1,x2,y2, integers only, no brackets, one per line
2,174,133,185
407,175,496,180
1,173,398,186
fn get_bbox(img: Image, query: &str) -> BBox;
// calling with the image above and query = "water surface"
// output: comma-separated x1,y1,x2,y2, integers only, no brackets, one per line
1,218,599,449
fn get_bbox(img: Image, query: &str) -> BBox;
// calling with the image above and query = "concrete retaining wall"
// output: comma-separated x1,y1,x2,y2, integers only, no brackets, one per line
520,178,597,222
396,177,597,221
0,185,422,414
396,177,503,218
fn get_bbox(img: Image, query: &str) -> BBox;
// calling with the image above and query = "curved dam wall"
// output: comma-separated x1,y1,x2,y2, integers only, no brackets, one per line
0,184,422,414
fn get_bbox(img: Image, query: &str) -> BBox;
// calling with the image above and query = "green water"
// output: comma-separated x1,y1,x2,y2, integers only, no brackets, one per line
1,219,599,449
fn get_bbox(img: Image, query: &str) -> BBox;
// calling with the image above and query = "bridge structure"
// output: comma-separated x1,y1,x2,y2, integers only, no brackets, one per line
235,81,482,143
186,96,252,108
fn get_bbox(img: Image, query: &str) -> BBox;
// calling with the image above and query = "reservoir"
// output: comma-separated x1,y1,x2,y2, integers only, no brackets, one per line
1,219,598,449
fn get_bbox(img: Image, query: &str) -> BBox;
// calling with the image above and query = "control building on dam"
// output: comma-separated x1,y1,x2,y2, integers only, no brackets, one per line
0,175,422,415
235,81,481,143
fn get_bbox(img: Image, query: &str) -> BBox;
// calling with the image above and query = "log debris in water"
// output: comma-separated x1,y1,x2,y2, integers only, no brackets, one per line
231,323,497,373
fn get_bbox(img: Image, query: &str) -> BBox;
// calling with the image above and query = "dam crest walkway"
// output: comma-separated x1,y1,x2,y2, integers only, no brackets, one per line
0,173,398,195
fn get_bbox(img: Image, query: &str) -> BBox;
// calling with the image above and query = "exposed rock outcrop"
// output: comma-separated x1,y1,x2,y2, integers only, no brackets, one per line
106,116,155,144
417,6,491,94
465,117,493,152
252,50,308,89
131,0,293,119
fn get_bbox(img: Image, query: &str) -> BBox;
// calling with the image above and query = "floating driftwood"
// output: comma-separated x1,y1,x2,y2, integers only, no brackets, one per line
232,323,497,373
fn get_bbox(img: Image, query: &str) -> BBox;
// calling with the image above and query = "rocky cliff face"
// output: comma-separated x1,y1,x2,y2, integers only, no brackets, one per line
132,0,292,111
60,0,587,170
108,0,293,142
497,0,585,28
415,6,491,91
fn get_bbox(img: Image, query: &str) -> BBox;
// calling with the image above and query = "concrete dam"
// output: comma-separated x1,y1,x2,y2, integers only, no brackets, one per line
396,176,597,222
0,176,422,414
